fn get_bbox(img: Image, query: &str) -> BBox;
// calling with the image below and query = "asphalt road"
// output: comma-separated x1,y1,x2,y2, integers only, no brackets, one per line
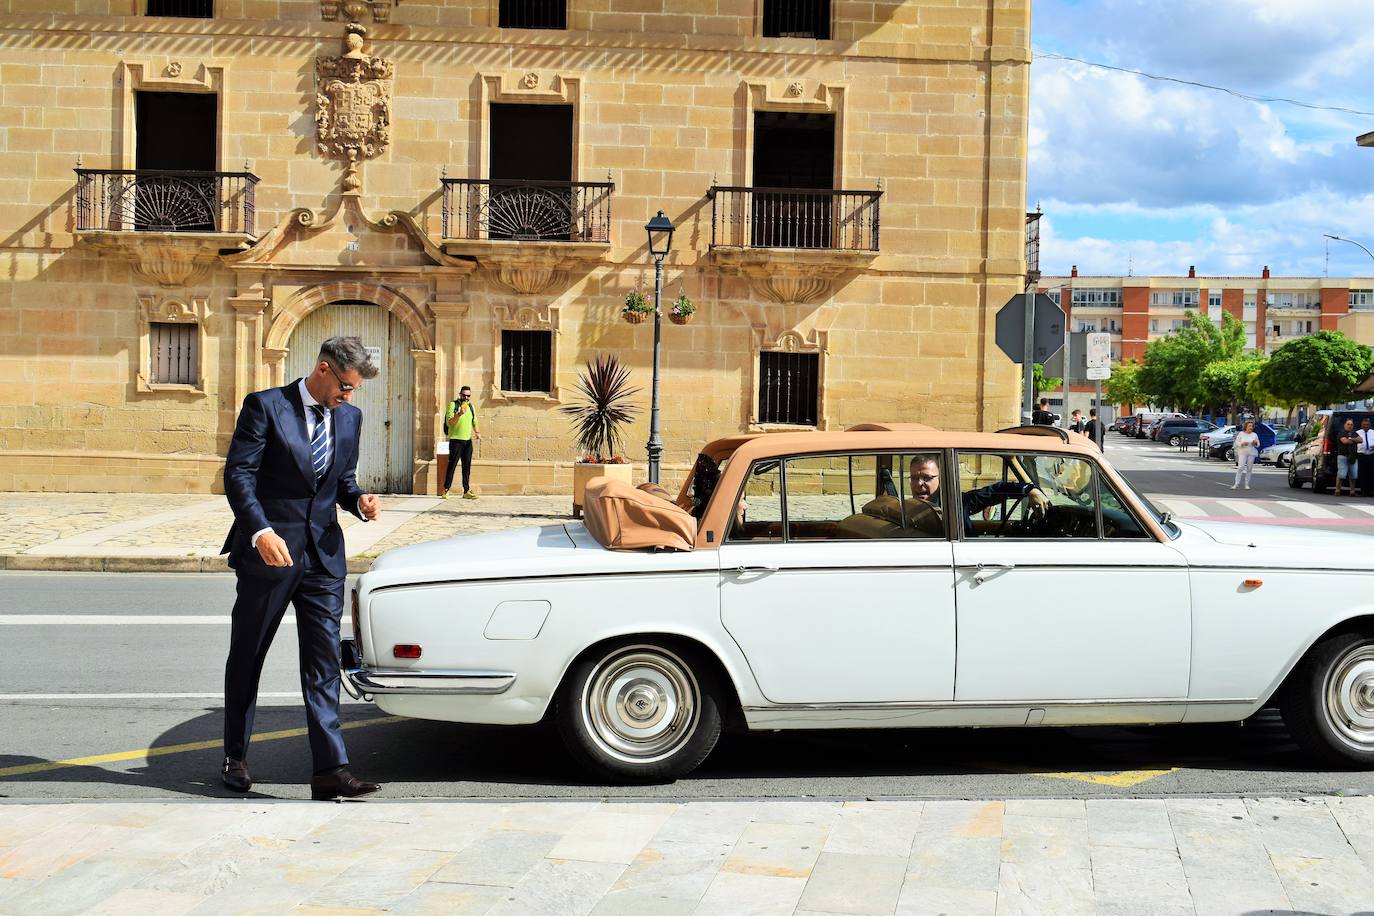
3,441,1373,801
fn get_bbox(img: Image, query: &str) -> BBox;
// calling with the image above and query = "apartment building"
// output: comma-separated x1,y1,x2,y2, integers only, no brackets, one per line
0,0,1031,494
1037,268,1374,418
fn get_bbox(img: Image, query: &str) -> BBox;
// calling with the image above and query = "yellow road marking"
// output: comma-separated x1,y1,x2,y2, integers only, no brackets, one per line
0,716,406,779
1030,768,1178,788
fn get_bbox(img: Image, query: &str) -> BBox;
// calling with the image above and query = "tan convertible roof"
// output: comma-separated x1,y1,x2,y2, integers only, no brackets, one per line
700,425,1101,466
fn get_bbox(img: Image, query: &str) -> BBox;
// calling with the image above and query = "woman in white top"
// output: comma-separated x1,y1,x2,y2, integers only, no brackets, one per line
1232,420,1261,489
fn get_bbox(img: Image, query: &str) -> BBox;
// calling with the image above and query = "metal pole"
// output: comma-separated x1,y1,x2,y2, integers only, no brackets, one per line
646,253,664,483
1062,313,1072,429
1022,287,1035,423
1095,381,1103,451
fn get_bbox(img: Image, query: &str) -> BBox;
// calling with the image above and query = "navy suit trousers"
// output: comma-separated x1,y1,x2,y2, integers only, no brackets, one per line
223,545,348,773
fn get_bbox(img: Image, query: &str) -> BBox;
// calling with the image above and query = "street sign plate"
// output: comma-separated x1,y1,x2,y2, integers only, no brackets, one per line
1086,366,1110,380
1085,332,1112,370
995,293,1065,365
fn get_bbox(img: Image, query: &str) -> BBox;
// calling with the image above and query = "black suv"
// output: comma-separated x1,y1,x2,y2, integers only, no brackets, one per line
1156,418,1217,447
1287,410,1374,493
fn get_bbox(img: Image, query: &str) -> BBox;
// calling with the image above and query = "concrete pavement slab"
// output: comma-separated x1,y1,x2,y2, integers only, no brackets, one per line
795,851,906,915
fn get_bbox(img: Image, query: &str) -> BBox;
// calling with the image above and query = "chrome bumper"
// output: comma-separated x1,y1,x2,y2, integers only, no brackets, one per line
339,638,517,699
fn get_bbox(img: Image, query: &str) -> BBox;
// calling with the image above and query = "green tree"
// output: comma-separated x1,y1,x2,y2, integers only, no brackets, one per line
1136,311,1248,411
1032,363,1062,401
1199,354,1266,419
1257,330,1374,409
1104,360,1145,406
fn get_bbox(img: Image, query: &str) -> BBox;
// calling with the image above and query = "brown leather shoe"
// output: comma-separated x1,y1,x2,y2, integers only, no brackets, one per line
310,766,380,801
222,756,251,792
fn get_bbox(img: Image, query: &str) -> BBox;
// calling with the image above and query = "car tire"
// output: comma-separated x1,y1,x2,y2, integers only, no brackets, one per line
1287,462,1303,488
1168,435,1183,447
1225,447,1236,462
555,640,723,783
1314,473,1330,494
1279,630,1374,768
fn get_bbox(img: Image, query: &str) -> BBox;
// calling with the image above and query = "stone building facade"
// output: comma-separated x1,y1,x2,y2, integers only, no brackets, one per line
0,0,1031,495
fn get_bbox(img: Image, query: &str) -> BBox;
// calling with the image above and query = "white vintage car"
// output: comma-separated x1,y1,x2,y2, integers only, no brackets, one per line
342,424,1374,782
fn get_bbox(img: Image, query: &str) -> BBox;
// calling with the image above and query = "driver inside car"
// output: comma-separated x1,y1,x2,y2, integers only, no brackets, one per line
909,457,1048,536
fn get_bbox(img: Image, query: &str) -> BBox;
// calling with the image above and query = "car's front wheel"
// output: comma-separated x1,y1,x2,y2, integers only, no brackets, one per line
1281,631,1374,767
556,641,723,783
1225,447,1237,462
1168,435,1183,447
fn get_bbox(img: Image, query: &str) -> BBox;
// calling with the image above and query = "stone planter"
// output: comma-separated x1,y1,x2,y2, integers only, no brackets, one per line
571,461,635,517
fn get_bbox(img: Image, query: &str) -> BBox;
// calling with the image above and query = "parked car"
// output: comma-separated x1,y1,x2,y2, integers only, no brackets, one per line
1117,416,1139,437
1259,438,1298,467
1135,411,1186,438
1206,423,1278,461
1157,419,1218,447
1199,425,1238,455
1288,410,1374,493
344,422,1374,781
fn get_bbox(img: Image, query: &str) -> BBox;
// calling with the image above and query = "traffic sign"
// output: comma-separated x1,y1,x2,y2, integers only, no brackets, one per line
1085,332,1112,370
1086,366,1110,380
995,293,1065,365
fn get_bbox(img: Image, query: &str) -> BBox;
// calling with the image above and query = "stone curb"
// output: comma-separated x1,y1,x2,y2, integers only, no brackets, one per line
0,553,380,574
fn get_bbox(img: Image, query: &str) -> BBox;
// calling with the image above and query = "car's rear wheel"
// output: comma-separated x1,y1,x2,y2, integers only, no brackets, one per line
1287,461,1303,488
1169,435,1183,447
556,641,722,783
1280,631,1374,768
1314,470,1330,494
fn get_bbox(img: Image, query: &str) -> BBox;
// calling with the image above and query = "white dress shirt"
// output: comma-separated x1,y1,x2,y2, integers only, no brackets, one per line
1359,428,1374,456
250,380,351,549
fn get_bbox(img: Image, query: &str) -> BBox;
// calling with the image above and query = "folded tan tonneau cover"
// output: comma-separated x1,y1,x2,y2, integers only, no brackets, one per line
582,476,697,551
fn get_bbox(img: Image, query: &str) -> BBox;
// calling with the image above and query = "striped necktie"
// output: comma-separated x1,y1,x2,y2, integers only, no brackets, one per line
309,404,331,481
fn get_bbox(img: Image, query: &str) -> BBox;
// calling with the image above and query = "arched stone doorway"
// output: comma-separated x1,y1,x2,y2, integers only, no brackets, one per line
285,301,416,493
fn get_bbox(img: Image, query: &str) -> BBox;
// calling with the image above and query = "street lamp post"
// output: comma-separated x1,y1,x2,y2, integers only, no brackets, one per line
644,210,675,484
1325,233,1374,264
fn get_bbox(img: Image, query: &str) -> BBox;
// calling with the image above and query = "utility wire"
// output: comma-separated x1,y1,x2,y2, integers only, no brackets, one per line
1033,49,1374,118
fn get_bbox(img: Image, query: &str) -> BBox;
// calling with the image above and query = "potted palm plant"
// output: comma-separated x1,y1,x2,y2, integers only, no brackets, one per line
561,354,643,516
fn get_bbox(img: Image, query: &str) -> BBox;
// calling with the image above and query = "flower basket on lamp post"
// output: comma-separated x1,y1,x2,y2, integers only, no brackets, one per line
622,288,652,325
668,291,696,325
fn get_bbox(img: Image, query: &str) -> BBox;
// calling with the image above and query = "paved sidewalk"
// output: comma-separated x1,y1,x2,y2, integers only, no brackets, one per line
0,493,572,573
1,797,1372,915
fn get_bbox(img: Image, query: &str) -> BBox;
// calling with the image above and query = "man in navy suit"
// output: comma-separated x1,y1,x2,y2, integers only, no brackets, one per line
220,335,383,800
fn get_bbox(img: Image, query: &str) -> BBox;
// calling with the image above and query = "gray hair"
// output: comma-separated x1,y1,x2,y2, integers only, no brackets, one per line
318,336,379,379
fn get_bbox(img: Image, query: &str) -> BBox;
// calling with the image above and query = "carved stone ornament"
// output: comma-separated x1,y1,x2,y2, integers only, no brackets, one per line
321,0,393,21
315,24,394,164
165,61,182,78
522,71,540,89
786,80,805,97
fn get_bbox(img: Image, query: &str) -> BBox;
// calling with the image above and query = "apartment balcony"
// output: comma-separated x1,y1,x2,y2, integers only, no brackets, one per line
439,178,613,295
74,168,259,286
708,185,881,306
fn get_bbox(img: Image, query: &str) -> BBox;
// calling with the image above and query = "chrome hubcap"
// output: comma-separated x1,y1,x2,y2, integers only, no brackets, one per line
1324,644,1374,749
584,647,699,763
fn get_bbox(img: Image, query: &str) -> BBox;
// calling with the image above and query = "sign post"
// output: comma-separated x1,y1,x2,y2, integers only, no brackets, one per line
1085,332,1112,441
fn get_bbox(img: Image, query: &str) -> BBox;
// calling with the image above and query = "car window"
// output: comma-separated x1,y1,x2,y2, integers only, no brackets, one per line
726,459,782,543
781,453,947,541
1099,478,1150,539
958,452,1100,539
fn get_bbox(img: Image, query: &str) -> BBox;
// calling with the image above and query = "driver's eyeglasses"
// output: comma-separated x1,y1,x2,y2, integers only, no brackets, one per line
325,362,356,393
911,474,939,483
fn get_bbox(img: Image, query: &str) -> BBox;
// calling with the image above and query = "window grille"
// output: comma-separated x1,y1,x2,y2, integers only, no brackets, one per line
758,352,819,426
147,0,212,16
762,0,830,39
150,322,198,384
500,330,552,392
499,0,566,29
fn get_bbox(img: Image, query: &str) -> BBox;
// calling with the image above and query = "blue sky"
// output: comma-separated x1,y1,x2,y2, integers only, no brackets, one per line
1029,0,1374,278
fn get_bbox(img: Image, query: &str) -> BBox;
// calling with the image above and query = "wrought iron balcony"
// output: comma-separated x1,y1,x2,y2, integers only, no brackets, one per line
75,169,259,236
440,178,613,243
708,186,881,252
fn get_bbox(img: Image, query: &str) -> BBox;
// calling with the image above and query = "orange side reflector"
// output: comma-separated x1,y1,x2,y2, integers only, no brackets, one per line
1243,578,1263,588
393,644,422,659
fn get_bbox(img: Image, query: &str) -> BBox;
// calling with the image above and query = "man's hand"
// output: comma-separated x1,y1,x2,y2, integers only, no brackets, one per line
256,531,293,567
474,431,481,441
1027,487,1050,516
359,494,381,521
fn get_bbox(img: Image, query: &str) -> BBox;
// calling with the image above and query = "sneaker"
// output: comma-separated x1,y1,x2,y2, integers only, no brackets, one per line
1231,484,1238,489
463,491,478,500
1244,483,1251,489
440,490,449,499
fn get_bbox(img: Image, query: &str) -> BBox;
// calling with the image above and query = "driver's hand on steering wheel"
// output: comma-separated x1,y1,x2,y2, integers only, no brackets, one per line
1027,487,1049,516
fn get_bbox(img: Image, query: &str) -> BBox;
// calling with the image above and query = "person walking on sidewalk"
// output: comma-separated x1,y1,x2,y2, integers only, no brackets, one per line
1231,420,1260,490
1031,399,1055,426
1084,408,1106,451
442,385,481,499
1358,418,1374,497
1335,418,1360,497
219,336,382,801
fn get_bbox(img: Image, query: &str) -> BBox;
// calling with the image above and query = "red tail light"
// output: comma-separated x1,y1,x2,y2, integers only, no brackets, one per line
393,644,422,659
1323,437,1332,454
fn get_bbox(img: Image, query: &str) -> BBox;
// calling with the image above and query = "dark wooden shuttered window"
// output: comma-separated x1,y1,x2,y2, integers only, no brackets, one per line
758,351,819,426
762,0,830,39
146,0,213,16
501,330,552,392
499,0,566,29
150,322,198,385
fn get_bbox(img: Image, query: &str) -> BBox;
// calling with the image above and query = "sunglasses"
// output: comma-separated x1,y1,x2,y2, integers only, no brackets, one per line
325,362,357,393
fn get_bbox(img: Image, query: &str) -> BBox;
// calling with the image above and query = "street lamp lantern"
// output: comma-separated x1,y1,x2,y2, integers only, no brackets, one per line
1325,233,1374,264
645,210,675,257
643,210,676,483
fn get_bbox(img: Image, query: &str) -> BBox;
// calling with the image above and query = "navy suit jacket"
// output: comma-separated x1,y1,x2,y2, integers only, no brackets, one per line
221,381,366,579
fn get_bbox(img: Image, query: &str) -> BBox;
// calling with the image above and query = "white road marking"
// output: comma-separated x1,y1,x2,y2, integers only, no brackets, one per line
0,615,294,625
1211,499,1273,518
1153,499,1204,517
1278,502,1342,519
1344,504,1374,517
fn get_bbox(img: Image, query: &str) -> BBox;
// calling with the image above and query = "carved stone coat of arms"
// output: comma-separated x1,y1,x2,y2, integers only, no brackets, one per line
315,24,394,163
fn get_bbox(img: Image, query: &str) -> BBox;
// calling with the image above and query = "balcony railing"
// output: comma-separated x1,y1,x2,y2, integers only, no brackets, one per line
441,178,613,243
75,169,258,235
709,186,881,252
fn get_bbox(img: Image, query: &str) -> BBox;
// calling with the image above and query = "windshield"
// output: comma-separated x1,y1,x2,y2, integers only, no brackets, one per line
1115,472,1179,539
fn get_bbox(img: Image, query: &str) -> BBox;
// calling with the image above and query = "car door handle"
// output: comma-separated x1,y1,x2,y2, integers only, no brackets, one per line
734,564,779,575
972,563,1014,585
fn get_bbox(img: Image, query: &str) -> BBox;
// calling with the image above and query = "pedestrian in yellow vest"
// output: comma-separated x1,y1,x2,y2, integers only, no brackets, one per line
442,385,480,499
